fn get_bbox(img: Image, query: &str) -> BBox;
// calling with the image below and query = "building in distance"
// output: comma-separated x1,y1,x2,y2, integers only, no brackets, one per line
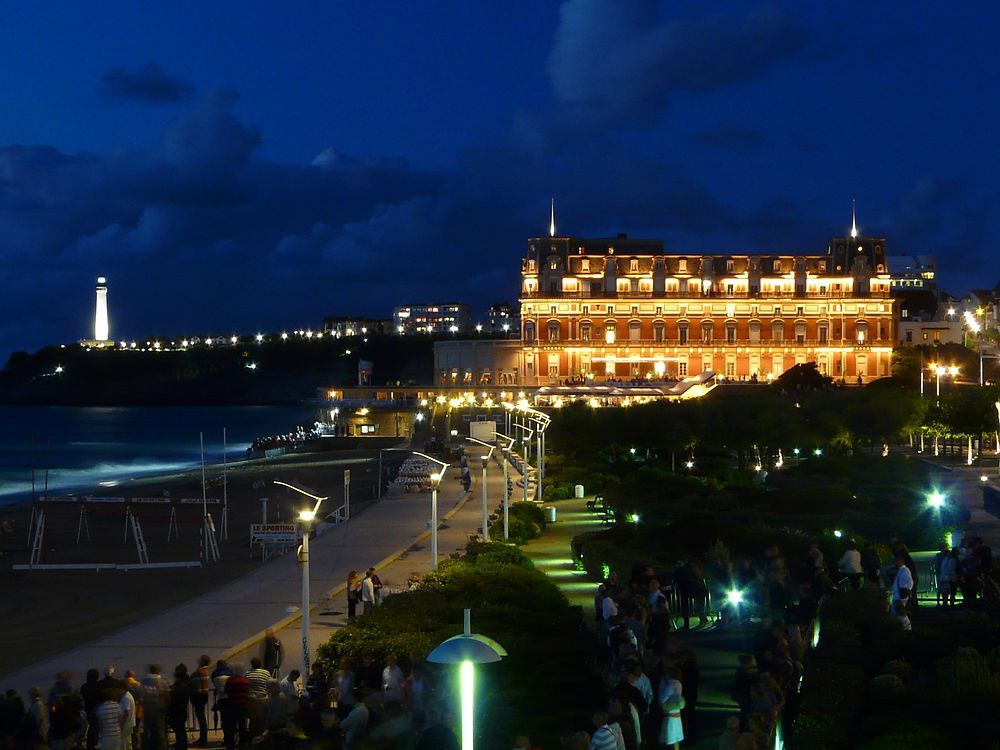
487,302,518,333
394,303,472,334
322,316,392,337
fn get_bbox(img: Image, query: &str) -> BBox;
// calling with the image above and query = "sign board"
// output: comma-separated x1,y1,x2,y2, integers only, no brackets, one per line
470,421,496,442
250,522,298,545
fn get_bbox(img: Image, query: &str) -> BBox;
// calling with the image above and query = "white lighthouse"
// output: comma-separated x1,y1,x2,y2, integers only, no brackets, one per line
95,276,109,342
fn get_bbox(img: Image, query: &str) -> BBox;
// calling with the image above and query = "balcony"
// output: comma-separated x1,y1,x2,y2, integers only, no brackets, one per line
521,289,890,300
532,337,893,348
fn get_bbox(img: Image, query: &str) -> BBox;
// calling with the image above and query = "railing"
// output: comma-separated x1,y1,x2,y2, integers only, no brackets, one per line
523,289,891,300
535,337,893,347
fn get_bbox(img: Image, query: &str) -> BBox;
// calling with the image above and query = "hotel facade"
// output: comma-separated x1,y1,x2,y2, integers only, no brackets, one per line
516,231,897,385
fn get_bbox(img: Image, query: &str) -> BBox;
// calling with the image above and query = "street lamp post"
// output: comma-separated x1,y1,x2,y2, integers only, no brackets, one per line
501,447,510,540
273,480,327,679
465,437,496,543
430,471,441,569
480,455,489,542
427,609,507,750
298,508,314,678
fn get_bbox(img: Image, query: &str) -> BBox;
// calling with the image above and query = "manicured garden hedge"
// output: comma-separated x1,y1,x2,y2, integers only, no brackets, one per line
790,587,1000,749
489,501,546,545
316,541,604,750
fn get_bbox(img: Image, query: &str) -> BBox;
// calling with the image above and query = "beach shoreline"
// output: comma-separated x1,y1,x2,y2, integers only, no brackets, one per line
0,442,412,676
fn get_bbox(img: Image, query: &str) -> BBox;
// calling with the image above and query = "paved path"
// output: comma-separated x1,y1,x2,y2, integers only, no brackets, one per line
914,455,1000,548
520,495,743,750
227,463,512,671
0,461,511,694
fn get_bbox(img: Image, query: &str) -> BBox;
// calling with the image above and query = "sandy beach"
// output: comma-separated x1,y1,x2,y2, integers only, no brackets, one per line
0,446,406,676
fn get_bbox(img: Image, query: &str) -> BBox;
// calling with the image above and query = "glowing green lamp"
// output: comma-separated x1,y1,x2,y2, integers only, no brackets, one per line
427,609,507,750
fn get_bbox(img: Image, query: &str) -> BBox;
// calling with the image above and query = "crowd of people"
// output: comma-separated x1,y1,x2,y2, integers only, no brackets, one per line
0,640,464,750
246,426,316,455
580,527,986,750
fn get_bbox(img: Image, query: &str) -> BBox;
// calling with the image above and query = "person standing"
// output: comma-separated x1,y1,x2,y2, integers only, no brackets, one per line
891,554,914,631
837,540,864,590
370,568,384,606
262,631,282,678
347,571,360,619
119,685,136,750
381,656,405,707
81,669,103,750
246,659,270,702
222,666,250,750
168,665,191,750
94,689,123,750
124,670,142,750
26,687,49,746
361,570,376,615
658,669,685,750
678,651,700,745
938,549,960,607
245,658,270,740
141,665,171,750
189,656,211,747
335,658,357,720
860,542,882,586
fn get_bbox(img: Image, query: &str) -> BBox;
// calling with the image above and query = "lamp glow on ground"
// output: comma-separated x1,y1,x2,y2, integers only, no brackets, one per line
427,609,506,750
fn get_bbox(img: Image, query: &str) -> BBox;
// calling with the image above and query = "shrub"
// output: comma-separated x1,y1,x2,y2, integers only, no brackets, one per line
490,503,546,545
316,541,603,750
866,673,906,702
881,659,913,682
855,724,957,750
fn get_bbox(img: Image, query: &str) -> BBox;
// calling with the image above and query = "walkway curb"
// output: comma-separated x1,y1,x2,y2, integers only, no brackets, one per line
220,489,472,663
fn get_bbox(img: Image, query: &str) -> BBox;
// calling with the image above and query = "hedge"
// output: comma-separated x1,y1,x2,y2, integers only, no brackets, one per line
489,502,546,545
316,541,604,750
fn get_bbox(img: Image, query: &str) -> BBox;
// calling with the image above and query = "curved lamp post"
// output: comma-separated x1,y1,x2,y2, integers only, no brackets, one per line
374,449,449,569
427,609,507,750
274,480,327,679
466,437,496,542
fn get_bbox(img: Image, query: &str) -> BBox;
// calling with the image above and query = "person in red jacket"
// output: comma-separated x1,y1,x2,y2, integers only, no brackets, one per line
223,666,251,750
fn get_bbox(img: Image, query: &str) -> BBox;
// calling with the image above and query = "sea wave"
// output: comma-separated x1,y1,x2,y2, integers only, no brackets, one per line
0,455,239,503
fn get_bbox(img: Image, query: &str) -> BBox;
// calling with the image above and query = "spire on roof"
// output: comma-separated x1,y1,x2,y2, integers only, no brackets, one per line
549,198,556,238
850,199,858,239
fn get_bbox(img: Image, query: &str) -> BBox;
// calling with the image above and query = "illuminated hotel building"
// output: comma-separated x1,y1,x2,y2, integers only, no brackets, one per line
519,222,896,385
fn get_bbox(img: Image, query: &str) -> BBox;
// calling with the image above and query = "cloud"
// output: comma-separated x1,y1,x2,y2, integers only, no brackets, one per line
690,124,769,149
547,1,813,125
100,63,195,103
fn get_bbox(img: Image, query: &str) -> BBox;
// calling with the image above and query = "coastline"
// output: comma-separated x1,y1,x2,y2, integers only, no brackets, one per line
0,443,410,675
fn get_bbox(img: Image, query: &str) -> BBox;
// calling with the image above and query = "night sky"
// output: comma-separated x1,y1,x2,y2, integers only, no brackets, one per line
1,1,997,357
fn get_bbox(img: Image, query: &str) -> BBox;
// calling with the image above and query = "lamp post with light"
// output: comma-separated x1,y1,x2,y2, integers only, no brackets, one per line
465,437,496,543
427,609,506,750
273,480,327,678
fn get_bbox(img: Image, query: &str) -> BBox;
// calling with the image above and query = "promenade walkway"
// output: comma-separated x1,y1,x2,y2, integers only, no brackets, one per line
520,495,743,750
226,463,511,669
0,462,508,694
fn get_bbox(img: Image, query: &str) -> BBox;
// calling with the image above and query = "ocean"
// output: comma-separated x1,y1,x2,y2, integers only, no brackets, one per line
0,405,315,504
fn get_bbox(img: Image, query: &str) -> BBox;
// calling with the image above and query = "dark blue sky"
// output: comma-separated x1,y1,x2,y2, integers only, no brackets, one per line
1,1,997,356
